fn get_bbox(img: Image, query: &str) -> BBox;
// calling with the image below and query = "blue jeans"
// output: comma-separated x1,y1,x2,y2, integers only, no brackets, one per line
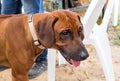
1,0,22,14
21,0,39,14
1,0,47,60
1,0,39,14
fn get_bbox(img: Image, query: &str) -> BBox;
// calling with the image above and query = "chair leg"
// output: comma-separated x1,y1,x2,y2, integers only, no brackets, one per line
91,33,115,81
48,49,56,81
58,51,66,66
112,0,119,26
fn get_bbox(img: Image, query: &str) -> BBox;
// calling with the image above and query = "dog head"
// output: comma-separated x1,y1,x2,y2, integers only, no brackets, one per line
35,10,89,67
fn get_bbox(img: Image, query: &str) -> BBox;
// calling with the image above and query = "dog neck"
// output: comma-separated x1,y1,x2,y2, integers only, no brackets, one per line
28,14,45,49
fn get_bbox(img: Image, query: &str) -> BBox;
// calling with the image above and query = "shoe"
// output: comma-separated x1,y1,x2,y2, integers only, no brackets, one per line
0,66,9,71
28,59,47,79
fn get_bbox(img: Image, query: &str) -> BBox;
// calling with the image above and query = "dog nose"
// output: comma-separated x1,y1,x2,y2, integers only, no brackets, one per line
80,50,89,60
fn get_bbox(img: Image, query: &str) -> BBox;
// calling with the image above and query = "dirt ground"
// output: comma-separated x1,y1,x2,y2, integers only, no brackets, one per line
0,28,120,81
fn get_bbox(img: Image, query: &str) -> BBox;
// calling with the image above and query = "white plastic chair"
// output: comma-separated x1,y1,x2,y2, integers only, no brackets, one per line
48,49,56,81
82,0,115,81
112,0,119,26
48,0,115,81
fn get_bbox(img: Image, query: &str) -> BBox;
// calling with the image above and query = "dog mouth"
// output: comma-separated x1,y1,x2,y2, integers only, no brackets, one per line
61,52,81,67
58,48,81,67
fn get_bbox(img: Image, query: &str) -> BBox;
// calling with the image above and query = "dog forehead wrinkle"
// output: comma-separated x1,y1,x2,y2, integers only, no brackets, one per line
52,10,80,29
52,11,67,20
54,19,70,33
66,18,80,31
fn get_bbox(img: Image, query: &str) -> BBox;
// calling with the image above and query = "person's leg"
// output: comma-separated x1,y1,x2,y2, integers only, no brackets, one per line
28,49,48,79
39,0,44,13
0,0,1,14
1,0,22,14
21,0,39,14
36,49,48,61
21,0,48,79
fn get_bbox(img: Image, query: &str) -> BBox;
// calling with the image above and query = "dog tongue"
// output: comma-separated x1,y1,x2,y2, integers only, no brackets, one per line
70,59,80,67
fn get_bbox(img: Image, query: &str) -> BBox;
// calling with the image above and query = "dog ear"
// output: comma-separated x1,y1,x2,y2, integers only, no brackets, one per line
37,14,58,48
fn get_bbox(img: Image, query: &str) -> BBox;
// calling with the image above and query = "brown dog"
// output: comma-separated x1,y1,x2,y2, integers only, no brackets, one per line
0,10,89,81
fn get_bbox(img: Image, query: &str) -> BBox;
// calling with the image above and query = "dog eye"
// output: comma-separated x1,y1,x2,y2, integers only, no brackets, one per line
78,27,83,35
60,30,72,39
61,30,70,35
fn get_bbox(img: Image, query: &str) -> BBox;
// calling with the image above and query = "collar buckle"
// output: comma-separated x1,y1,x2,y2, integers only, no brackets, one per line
28,15,45,49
